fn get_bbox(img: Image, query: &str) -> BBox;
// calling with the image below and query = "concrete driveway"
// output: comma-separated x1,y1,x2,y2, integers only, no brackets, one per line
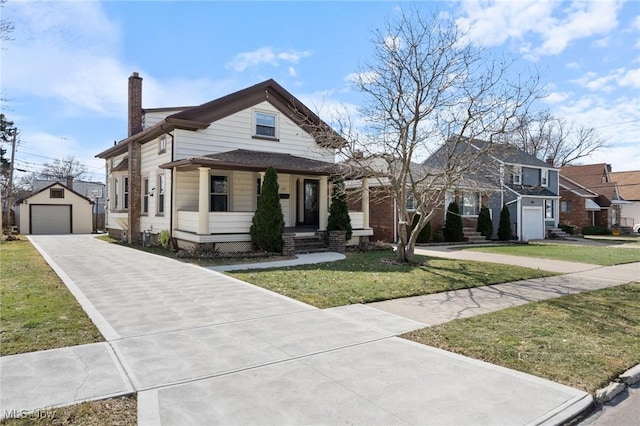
2,235,594,425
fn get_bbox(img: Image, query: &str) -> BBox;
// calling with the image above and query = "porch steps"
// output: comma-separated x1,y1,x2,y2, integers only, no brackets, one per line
547,228,571,239
463,228,487,243
293,235,329,253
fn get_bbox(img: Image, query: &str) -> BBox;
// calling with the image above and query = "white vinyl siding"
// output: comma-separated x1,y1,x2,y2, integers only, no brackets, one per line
173,101,334,163
232,171,255,212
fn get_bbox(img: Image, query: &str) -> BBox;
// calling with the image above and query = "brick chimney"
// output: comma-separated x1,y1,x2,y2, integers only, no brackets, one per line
545,157,554,166
66,175,73,190
128,72,143,137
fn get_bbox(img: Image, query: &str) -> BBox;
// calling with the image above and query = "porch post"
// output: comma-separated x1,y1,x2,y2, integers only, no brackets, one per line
319,175,328,231
198,167,209,235
362,177,370,229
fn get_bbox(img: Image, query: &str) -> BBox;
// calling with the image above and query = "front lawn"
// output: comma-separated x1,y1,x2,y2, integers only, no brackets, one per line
468,243,640,266
404,283,640,393
227,250,556,308
0,238,103,356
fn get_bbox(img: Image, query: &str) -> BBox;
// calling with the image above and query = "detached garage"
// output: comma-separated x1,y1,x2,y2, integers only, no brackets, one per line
18,183,94,235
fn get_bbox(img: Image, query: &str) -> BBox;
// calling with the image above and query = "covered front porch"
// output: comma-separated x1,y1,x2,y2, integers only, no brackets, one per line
161,150,372,252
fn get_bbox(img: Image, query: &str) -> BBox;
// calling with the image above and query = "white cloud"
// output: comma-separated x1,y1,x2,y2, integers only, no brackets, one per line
543,91,570,104
571,67,640,93
288,67,297,78
455,0,623,61
3,1,128,116
345,71,379,85
225,47,312,72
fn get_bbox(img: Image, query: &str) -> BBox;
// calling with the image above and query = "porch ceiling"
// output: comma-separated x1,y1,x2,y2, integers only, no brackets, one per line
160,149,340,176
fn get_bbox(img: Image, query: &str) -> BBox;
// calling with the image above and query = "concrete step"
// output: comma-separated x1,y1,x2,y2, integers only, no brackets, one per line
547,228,571,239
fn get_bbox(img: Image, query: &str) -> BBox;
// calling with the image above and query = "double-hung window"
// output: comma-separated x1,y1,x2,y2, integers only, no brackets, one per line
123,177,129,209
210,175,228,212
541,169,549,187
511,166,522,185
159,135,167,154
157,174,165,215
560,200,571,212
143,178,149,214
255,111,277,138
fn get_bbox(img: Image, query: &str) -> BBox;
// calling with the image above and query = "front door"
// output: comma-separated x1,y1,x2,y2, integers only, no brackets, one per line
303,179,319,227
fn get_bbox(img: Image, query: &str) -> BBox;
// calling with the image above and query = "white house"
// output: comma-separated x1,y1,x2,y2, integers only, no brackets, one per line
96,73,372,252
17,182,94,234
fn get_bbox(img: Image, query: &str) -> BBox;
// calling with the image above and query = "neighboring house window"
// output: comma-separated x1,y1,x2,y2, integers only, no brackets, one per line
406,194,417,211
157,174,165,215
50,188,64,198
511,166,522,185
210,175,228,211
541,169,548,187
114,178,119,209
545,199,554,219
159,135,167,154
143,178,149,214
123,177,129,210
460,192,480,216
560,200,572,212
254,111,277,138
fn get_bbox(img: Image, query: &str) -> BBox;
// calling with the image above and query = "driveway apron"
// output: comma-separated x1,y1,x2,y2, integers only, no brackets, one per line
3,235,593,425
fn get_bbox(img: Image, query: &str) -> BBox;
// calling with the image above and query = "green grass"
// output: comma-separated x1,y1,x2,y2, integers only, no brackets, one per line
228,250,556,308
0,238,103,356
468,243,640,266
404,283,640,393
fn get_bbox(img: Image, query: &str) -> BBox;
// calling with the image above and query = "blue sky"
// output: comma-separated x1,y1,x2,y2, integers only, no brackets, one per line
2,0,639,184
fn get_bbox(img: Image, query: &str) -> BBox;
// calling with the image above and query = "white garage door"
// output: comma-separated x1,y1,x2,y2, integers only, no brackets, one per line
31,205,71,234
522,207,544,241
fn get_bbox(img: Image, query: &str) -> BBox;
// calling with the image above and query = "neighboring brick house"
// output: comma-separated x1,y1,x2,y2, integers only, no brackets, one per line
96,73,372,252
560,164,629,231
558,175,604,231
610,170,640,230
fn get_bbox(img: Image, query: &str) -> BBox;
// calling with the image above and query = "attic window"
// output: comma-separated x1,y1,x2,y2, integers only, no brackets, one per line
254,111,277,139
50,188,64,199
511,166,522,185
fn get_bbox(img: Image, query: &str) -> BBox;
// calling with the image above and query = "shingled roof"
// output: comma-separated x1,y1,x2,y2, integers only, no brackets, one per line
159,149,339,176
610,170,640,201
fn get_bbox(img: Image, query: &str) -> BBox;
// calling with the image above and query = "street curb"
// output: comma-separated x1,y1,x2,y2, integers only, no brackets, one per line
594,363,640,403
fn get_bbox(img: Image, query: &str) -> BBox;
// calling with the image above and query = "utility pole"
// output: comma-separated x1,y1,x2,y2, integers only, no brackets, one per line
5,130,17,232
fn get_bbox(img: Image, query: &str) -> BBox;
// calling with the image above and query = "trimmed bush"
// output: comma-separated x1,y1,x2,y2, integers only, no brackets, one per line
582,225,613,236
250,167,284,252
327,176,353,241
476,206,493,239
559,223,576,235
411,214,431,243
498,204,512,241
444,201,464,242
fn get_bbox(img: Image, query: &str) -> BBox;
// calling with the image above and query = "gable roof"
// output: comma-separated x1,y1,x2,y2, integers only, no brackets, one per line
560,163,610,188
559,175,598,198
610,170,640,200
466,138,553,168
96,79,345,159
159,149,339,176
22,182,94,204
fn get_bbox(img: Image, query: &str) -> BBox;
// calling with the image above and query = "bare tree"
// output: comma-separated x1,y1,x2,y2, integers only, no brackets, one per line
0,0,13,42
343,8,539,263
508,111,609,166
36,156,88,182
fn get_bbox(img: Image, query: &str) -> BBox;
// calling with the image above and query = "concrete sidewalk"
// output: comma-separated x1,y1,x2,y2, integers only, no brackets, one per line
4,235,635,425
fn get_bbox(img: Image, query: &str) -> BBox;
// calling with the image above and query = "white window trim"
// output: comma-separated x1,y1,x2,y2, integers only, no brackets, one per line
512,166,522,185
210,173,231,212
460,191,481,217
253,110,279,140
156,173,165,215
545,199,555,220
159,135,167,154
142,177,149,214
541,169,549,187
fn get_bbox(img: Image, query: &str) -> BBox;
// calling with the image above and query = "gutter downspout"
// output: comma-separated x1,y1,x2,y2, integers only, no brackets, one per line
161,124,177,250
393,198,397,243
